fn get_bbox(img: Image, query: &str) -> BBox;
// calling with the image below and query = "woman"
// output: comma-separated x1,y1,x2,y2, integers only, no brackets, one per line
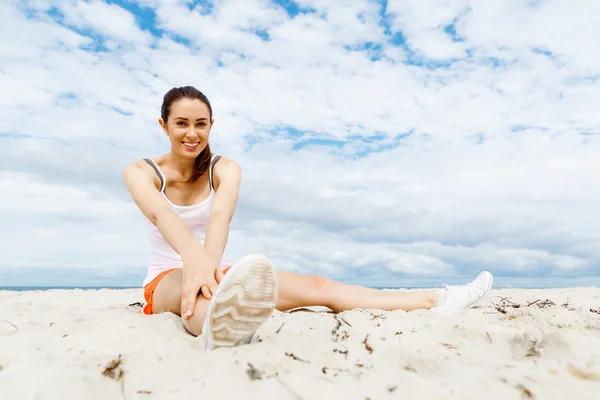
123,86,493,351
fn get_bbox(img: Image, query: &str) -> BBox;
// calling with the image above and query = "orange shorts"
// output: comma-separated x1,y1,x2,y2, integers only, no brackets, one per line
143,266,232,315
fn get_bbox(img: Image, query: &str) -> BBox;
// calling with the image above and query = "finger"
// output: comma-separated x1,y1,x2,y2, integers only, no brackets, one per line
207,277,218,297
181,287,198,319
200,284,212,300
215,267,224,284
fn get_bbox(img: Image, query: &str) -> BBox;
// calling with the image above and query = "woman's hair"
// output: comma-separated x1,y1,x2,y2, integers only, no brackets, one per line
161,86,213,183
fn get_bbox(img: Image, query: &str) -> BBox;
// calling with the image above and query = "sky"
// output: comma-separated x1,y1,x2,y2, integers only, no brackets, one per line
1,0,599,288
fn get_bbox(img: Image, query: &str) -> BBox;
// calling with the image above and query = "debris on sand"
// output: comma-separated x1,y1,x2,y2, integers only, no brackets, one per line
567,363,600,381
246,363,263,380
285,352,310,363
363,335,373,354
0,320,18,336
276,322,285,334
517,384,533,398
102,354,124,381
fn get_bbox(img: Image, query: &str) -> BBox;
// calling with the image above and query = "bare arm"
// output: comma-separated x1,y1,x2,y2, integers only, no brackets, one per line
122,161,207,259
203,158,242,265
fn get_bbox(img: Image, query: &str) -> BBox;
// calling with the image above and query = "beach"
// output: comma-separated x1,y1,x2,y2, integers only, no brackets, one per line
1,288,599,399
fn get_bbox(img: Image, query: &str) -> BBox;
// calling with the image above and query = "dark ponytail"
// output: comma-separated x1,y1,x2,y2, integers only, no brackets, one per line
161,86,214,183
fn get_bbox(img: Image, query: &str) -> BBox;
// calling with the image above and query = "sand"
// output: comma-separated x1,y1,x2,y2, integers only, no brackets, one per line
1,287,600,399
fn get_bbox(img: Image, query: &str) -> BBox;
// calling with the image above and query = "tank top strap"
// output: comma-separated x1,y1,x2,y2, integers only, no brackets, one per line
143,158,166,193
209,154,222,191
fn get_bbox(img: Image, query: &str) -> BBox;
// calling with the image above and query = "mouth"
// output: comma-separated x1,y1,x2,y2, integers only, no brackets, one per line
182,141,200,150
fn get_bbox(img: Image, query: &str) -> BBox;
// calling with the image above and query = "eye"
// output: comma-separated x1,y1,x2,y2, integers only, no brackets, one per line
176,121,186,126
198,122,206,127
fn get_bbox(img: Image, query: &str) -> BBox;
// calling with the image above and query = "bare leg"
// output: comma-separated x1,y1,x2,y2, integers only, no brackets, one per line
276,271,437,313
151,269,209,336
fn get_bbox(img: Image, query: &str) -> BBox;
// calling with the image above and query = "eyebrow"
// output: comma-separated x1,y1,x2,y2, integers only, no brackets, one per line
174,117,209,121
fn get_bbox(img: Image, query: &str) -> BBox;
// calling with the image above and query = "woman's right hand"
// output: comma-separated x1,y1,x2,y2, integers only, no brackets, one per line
180,244,219,320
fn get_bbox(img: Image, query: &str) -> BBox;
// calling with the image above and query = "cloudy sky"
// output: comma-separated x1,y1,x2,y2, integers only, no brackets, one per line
1,0,599,288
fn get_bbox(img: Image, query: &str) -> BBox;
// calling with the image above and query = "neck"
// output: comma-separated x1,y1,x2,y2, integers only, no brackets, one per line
166,152,196,180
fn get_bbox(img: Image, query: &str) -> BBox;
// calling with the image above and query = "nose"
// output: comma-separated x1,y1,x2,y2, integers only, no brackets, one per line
187,125,198,138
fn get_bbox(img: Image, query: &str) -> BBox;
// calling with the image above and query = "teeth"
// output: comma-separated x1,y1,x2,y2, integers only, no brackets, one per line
183,142,199,146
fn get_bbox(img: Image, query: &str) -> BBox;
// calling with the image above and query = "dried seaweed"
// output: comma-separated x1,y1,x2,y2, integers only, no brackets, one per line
285,352,310,363
102,355,124,381
517,384,533,398
137,390,152,395
332,314,349,342
333,348,349,358
128,302,144,307
524,340,541,358
363,334,373,354
590,308,600,315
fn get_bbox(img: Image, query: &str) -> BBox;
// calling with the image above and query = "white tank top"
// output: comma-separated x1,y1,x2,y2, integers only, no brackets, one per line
142,154,230,287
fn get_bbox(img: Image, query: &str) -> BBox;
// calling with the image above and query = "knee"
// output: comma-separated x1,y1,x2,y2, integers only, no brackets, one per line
305,274,334,293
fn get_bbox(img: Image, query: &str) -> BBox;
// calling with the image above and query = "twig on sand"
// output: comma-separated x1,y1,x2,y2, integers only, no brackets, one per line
341,317,352,327
537,299,556,308
526,299,540,307
0,320,18,336
275,376,305,400
128,302,144,307
486,332,493,344
491,297,521,314
276,323,285,334
590,308,600,315
368,312,386,321
287,308,314,313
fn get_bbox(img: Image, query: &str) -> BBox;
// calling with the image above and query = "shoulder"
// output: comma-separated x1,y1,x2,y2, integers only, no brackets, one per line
212,155,241,190
123,158,162,191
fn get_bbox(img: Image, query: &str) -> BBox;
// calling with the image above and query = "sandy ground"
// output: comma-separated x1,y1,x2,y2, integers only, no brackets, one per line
1,287,600,399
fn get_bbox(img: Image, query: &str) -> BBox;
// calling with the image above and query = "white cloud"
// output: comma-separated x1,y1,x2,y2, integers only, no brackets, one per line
1,0,599,287
58,0,153,45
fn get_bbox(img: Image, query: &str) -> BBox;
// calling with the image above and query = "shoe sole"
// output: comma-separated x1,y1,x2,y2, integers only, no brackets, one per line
469,271,493,309
203,254,278,350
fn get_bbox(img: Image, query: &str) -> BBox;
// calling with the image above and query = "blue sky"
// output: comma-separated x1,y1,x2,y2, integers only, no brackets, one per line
1,0,600,288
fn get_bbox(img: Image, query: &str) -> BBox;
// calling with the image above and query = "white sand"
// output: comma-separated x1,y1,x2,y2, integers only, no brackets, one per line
1,287,600,399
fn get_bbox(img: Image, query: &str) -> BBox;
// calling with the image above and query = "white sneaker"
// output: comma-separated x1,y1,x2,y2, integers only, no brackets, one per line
431,271,493,314
202,254,278,351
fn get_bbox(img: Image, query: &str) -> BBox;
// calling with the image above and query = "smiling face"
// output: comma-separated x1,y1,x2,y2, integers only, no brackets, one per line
159,97,213,160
